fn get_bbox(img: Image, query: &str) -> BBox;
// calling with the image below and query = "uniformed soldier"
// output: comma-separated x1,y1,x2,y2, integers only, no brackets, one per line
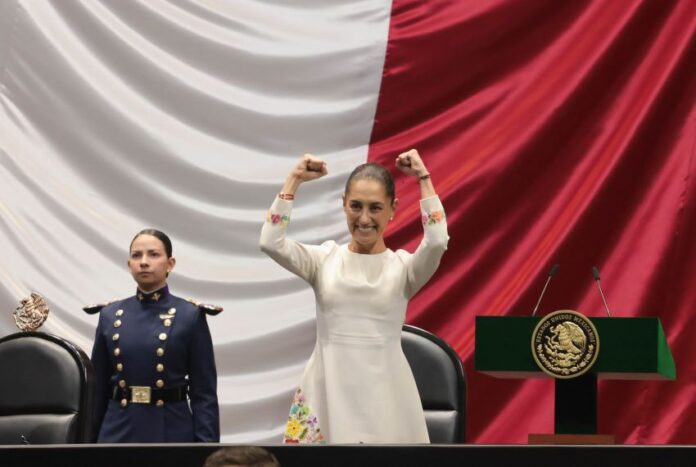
86,229,221,442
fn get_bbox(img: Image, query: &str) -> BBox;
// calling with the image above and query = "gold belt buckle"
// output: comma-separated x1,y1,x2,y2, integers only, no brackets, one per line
131,386,151,404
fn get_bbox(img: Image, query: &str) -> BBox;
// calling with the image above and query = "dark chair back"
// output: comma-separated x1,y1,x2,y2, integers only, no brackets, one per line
0,332,94,444
402,324,466,443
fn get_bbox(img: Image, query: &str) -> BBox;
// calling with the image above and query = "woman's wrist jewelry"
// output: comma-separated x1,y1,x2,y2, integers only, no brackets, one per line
278,192,295,200
418,173,431,181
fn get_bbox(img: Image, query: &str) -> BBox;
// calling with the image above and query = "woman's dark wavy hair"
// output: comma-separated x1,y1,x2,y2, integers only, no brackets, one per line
344,162,396,204
130,229,173,258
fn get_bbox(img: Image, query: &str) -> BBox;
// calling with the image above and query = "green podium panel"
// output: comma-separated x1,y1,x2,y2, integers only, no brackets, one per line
474,316,676,434
475,316,675,379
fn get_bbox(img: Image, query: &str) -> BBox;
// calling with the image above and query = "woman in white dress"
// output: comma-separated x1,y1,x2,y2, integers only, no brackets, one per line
260,149,448,444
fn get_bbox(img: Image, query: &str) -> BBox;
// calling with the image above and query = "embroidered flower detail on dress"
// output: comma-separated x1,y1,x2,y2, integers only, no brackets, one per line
282,388,325,444
266,211,290,226
422,210,446,225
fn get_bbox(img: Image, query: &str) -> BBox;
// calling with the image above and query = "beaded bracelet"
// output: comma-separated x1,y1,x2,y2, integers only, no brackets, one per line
278,193,295,200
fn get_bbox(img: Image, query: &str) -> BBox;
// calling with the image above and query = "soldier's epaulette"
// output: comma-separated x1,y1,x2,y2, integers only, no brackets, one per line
186,297,223,316
82,300,117,315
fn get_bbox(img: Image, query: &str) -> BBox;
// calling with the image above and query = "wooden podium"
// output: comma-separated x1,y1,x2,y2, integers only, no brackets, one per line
475,316,676,443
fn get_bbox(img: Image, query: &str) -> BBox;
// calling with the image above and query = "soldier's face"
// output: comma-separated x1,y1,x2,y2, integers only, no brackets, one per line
128,234,176,292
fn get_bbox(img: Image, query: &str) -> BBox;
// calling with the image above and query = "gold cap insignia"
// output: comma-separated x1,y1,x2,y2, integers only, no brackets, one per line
531,310,600,379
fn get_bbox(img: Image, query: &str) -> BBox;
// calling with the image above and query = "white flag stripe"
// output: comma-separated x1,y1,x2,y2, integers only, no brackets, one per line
0,0,392,442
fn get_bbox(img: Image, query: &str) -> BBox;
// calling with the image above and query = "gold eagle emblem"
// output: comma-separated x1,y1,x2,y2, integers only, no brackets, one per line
13,292,50,332
531,310,599,379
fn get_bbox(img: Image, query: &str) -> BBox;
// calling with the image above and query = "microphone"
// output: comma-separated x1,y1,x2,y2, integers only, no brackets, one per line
592,266,613,317
531,264,560,317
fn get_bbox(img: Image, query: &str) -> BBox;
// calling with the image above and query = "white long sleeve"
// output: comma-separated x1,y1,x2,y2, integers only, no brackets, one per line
400,195,449,298
259,197,334,285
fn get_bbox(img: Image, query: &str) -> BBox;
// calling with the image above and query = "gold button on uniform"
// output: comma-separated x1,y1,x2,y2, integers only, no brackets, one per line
115,309,123,317
156,400,164,408
116,363,123,371
156,379,164,388
159,333,167,341
118,379,126,388
168,308,176,315
156,363,164,372
156,348,164,357
120,399,128,407
164,319,172,327
114,320,122,328
112,333,120,341
114,348,121,357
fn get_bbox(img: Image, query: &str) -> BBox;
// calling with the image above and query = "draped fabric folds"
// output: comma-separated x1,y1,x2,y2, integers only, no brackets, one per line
369,0,696,444
0,0,391,443
1,0,695,444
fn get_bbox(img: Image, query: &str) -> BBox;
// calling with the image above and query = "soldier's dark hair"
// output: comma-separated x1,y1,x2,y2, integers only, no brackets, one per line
202,446,280,467
130,229,173,258
344,163,396,204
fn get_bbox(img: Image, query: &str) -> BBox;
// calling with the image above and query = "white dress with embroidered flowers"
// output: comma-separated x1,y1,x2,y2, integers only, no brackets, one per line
260,196,448,444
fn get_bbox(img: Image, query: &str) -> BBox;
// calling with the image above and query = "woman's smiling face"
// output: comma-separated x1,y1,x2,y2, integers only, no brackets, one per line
343,178,396,254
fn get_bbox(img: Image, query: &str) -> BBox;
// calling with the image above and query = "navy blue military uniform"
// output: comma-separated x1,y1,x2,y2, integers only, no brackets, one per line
87,286,220,442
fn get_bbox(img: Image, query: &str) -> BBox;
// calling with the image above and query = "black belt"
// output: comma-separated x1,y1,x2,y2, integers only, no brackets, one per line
112,385,188,404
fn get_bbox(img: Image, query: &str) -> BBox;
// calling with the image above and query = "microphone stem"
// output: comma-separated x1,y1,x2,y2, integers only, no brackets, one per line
596,281,613,317
532,275,552,317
